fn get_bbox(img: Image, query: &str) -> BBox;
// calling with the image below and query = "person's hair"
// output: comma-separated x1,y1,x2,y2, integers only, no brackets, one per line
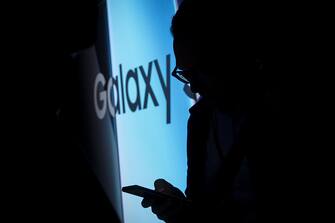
171,0,292,108
171,1,271,68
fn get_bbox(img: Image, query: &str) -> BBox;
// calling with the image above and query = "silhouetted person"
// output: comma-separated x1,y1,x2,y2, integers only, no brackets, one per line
141,1,287,222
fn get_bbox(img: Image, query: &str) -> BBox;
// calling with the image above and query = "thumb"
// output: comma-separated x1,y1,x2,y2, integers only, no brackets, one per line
154,179,172,193
154,179,185,198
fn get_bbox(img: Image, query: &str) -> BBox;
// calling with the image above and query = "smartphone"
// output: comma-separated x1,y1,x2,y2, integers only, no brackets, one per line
122,185,190,203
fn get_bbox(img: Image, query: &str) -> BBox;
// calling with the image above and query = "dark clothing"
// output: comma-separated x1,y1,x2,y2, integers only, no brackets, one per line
184,94,282,222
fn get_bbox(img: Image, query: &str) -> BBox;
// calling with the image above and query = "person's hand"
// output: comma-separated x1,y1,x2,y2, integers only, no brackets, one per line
141,179,189,222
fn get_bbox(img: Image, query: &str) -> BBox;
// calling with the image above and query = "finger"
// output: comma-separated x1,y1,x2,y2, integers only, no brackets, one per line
162,200,190,222
154,199,174,216
154,199,182,221
151,198,167,215
163,201,184,220
141,197,154,208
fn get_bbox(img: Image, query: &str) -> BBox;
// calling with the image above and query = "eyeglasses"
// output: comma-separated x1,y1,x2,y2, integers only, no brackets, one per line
172,67,191,84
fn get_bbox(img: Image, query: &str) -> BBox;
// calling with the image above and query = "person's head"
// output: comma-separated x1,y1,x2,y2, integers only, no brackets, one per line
171,0,277,111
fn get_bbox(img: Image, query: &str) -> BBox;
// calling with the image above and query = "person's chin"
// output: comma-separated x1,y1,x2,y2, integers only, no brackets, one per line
190,85,198,93
190,84,203,94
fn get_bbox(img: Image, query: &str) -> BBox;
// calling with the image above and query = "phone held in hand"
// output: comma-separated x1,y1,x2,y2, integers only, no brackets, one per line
122,185,190,204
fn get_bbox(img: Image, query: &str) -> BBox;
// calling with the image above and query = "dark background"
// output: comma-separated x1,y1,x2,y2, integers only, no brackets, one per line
3,0,121,222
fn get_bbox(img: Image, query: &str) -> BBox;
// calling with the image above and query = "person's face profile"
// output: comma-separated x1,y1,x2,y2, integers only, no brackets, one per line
173,39,212,96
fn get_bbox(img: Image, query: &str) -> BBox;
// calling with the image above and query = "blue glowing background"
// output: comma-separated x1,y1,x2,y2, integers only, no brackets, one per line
107,0,191,222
